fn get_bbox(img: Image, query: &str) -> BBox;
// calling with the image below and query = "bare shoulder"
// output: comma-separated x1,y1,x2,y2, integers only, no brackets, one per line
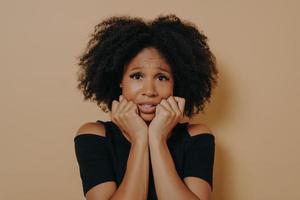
75,121,106,137
187,122,213,137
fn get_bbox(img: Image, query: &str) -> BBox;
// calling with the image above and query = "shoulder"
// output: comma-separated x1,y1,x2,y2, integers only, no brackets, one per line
187,123,213,137
76,121,106,137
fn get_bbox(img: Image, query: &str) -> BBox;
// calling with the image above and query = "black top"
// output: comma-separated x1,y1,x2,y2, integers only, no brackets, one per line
74,120,215,199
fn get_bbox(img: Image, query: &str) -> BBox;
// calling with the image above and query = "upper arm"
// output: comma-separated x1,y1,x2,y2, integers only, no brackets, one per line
184,177,212,200
187,123,212,137
76,122,106,137
184,123,214,200
75,122,117,200
85,182,117,200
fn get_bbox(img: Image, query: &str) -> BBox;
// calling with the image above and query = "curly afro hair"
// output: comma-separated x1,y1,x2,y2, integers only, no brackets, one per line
76,14,218,119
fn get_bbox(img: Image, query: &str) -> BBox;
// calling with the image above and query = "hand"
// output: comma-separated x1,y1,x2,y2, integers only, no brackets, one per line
148,96,185,142
111,95,148,144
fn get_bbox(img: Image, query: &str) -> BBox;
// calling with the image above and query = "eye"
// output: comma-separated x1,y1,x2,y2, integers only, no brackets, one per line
158,75,169,81
129,72,142,80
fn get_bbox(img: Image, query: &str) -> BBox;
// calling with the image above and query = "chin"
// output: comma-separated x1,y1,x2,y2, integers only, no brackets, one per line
140,112,155,122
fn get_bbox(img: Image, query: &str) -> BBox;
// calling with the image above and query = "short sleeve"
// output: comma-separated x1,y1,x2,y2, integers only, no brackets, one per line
182,133,215,190
74,134,116,196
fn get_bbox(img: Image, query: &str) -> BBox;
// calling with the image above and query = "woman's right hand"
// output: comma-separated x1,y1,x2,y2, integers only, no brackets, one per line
111,95,148,144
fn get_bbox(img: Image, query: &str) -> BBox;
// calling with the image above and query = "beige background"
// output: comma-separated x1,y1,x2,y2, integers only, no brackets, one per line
0,0,299,199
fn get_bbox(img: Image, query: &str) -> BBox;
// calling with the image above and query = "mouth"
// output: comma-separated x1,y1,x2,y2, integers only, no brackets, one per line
138,104,157,114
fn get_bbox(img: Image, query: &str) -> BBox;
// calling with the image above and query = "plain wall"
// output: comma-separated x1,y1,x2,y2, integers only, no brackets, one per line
0,0,299,199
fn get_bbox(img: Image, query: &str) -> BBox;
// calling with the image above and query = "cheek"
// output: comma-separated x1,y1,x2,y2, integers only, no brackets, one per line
121,82,141,98
161,85,173,96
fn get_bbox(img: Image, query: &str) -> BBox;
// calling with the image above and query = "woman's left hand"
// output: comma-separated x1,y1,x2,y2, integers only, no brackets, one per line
148,96,185,142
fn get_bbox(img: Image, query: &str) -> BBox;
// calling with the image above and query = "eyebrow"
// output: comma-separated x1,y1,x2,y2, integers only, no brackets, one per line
129,66,171,73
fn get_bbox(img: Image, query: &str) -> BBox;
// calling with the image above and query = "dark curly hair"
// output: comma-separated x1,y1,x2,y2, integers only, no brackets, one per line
76,14,218,119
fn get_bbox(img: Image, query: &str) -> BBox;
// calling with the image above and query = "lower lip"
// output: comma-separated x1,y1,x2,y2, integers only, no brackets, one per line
138,104,156,114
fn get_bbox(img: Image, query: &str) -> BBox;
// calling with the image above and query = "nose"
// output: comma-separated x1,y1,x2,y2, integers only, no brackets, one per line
142,79,158,97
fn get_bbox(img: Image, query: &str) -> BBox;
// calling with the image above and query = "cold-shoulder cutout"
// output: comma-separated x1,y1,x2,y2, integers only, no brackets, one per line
75,121,106,138
187,123,213,137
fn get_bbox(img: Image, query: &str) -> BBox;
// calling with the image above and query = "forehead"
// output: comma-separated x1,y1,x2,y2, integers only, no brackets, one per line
124,47,171,72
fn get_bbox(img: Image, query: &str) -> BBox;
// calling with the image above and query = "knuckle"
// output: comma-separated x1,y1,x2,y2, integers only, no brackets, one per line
124,112,130,117
170,112,176,118
111,116,117,123
111,115,118,121
119,113,124,118
128,107,135,113
162,111,170,117
112,100,118,105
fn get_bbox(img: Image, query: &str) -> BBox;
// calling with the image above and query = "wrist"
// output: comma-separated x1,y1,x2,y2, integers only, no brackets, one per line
132,136,148,146
149,134,167,146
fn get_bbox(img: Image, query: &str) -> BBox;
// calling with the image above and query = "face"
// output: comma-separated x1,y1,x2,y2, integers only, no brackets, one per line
120,47,174,122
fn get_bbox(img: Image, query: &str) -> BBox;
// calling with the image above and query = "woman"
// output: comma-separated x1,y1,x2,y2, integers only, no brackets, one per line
74,14,218,200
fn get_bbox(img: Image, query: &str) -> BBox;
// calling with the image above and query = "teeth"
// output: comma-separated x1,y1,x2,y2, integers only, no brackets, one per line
141,104,154,107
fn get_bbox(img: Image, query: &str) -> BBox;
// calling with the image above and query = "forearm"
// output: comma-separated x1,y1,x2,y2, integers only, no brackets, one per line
110,140,149,200
149,139,199,200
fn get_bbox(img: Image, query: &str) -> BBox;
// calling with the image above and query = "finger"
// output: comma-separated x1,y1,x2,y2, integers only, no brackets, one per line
111,100,119,114
123,100,134,113
167,96,181,116
111,100,119,121
118,95,128,113
156,103,167,114
160,99,174,114
174,96,185,115
128,102,139,115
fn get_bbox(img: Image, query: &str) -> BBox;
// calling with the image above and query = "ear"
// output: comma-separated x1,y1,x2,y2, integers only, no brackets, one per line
119,83,122,88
